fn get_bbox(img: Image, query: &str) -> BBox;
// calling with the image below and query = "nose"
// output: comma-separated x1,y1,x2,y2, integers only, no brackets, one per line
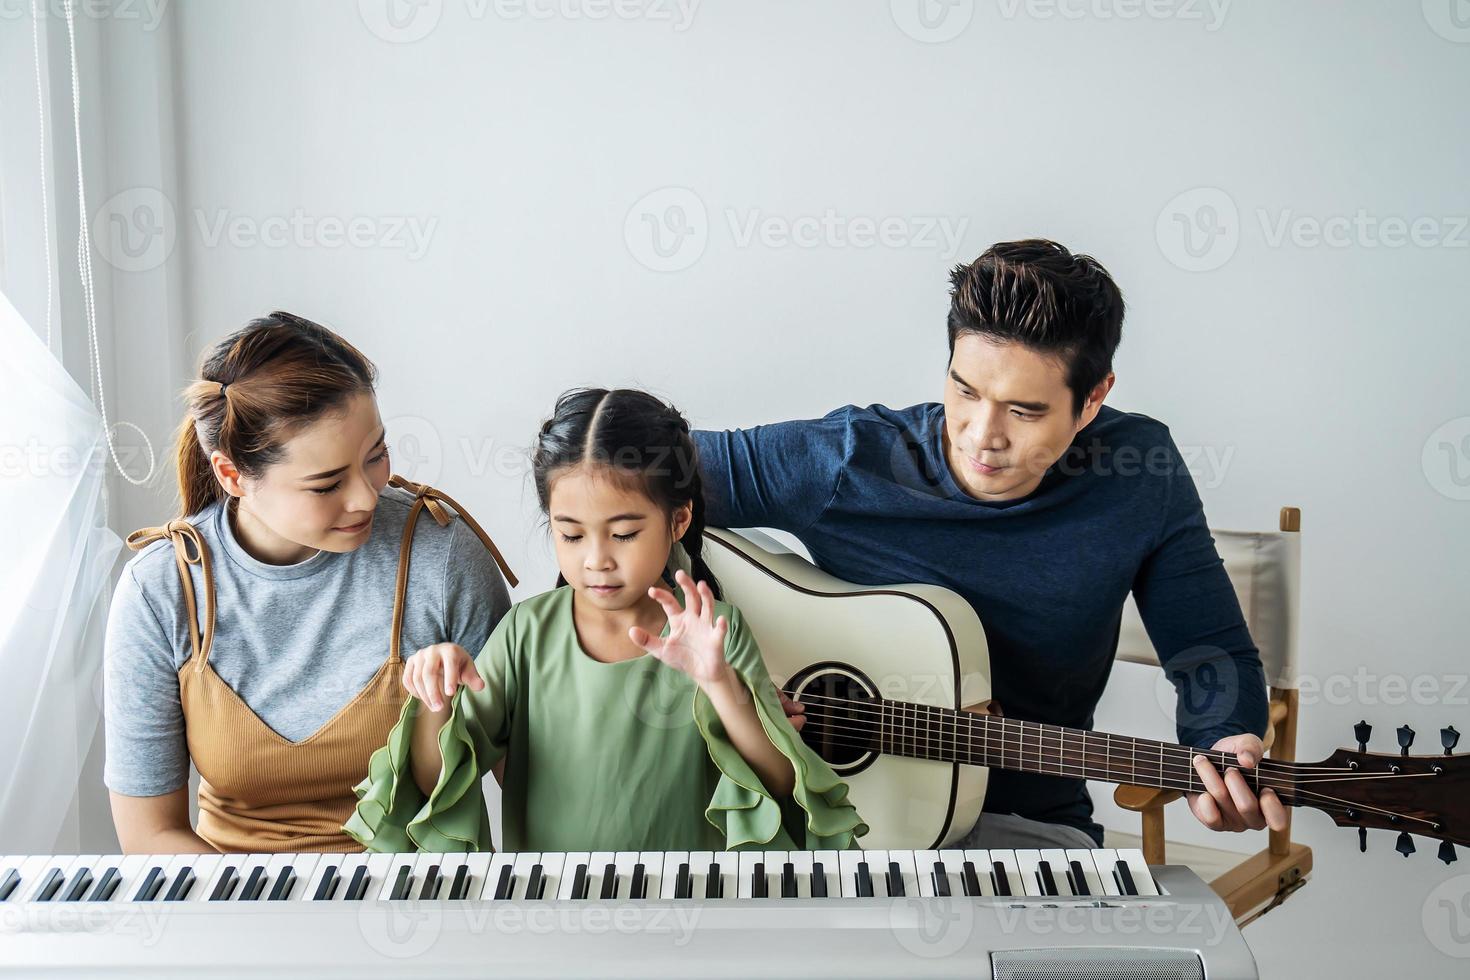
965,402,1009,452
585,538,615,571
345,470,379,515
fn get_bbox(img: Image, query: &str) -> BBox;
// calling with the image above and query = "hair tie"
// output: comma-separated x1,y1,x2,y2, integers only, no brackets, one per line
217,381,229,399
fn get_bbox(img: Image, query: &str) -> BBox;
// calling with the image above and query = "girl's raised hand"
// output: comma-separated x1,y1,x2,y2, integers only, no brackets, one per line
629,569,730,687
405,642,484,712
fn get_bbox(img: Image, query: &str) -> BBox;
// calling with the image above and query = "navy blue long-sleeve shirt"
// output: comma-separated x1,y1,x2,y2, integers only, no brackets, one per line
693,402,1268,844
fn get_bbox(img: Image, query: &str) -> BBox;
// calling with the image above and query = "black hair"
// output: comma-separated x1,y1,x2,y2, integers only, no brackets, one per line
532,388,721,599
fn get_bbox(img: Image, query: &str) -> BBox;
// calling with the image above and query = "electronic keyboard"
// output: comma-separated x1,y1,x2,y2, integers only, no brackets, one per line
0,847,1257,978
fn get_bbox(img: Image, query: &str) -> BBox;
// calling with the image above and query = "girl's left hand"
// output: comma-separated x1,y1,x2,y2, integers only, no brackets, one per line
629,569,731,687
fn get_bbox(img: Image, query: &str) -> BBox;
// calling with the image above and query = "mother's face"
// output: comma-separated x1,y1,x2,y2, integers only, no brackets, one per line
213,391,392,554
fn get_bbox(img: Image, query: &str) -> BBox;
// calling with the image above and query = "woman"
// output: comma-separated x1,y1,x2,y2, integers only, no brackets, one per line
103,311,516,853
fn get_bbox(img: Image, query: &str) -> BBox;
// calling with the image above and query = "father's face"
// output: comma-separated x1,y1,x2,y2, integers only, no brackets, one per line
941,333,1112,502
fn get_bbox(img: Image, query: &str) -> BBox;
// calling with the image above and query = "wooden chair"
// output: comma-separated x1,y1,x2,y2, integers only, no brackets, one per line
1112,506,1309,926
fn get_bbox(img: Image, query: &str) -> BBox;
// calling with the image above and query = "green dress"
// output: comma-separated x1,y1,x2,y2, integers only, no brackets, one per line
343,585,868,853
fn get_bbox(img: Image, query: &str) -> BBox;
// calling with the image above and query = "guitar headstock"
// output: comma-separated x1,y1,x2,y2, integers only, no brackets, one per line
1295,723,1468,863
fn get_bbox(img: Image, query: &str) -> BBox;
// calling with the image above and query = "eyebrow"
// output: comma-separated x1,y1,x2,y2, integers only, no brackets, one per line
949,370,1051,413
552,513,648,524
301,428,387,481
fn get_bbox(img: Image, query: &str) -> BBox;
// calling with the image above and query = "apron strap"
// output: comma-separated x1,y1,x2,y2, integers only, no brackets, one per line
126,519,216,673
387,474,519,664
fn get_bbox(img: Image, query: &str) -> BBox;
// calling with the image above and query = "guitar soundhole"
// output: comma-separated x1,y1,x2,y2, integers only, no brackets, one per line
785,663,879,777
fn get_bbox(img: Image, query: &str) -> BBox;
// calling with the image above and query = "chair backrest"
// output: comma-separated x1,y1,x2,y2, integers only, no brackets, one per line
1115,509,1302,691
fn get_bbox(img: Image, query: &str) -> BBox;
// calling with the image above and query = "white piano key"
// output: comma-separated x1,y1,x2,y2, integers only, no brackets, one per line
407,853,447,900
1088,848,1123,896
932,849,967,897
885,850,919,898
556,852,591,900
195,853,249,902
837,850,864,898
455,853,491,899
480,852,519,900
265,853,316,901
988,849,1024,897
1063,849,1105,897
687,850,716,899
961,850,997,897
764,850,788,898
913,850,940,898
860,849,887,898
19,855,74,902
583,851,616,901
153,854,198,902
786,850,813,899
510,853,542,900
634,851,663,900
736,851,764,899
129,854,183,902
711,851,736,900
1115,848,1159,896
530,852,564,900
809,850,840,899
301,853,357,902
1038,849,1076,897
610,852,641,900
375,853,420,901
658,851,689,899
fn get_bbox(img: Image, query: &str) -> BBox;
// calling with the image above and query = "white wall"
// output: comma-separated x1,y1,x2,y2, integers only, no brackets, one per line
55,0,1470,974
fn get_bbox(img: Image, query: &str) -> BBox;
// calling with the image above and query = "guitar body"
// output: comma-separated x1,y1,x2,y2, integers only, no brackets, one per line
703,527,990,850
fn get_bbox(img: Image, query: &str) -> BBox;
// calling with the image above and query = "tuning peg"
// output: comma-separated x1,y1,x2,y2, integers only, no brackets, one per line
1358,826,1368,853
1443,726,1460,755
1398,725,1415,756
1396,832,1416,857
1355,720,1372,752
1440,841,1458,865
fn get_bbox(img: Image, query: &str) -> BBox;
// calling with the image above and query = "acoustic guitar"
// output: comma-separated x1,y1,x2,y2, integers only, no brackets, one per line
702,527,1468,862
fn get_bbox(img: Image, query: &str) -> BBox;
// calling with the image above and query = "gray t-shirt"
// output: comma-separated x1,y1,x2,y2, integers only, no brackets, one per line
103,484,511,797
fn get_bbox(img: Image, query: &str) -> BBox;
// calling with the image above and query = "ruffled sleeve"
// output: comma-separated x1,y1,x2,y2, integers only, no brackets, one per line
693,604,869,850
342,607,519,853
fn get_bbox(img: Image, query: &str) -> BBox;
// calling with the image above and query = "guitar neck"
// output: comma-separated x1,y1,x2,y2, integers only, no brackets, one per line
872,700,1298,802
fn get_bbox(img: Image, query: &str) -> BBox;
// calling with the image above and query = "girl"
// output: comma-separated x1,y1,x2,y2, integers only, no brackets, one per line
104,312,517,853
345,388,867,853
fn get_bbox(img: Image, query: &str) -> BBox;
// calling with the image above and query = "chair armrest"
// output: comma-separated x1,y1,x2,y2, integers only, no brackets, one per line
1114,785,1184,811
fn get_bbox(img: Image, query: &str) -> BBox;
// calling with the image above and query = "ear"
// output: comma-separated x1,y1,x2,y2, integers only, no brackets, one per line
210,450,247,499
671,501,693,542
1078,372,1116,429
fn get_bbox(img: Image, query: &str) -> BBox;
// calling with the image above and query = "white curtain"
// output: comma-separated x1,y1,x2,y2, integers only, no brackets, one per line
0,290,122,852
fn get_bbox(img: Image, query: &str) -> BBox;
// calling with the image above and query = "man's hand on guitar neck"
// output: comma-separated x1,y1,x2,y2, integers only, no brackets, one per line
1188,733,1289,833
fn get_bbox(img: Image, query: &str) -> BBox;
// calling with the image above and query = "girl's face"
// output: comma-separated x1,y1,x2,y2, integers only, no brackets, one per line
212,391,392,556
548,464,692,612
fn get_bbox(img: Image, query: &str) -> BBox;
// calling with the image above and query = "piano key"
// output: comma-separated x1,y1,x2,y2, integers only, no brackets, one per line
302,855,357,903
1114,859,1137,895
1086,848,1123,897
989,849,1023,897
509,853,543,900
837,850,864,898
207,866,241,902
683,851,714,900
344,865,371,901
529,853,564,901
886,851,919,898
611,852,640,901
913,850,941,898
313,864,341,901
885,862,904,897
0,868,21,902
61,865,95,902
1015,850,1048,897
558,852,590,901
1065,849,1103,897
225,855,273,903
1039,850,1076,896
454,853,492,900
659,852,689,899
1115,848,1158,896
959,851,996,897
46,856,97,903
630,864,647,900
386,864,413,901
418,863,442,901
195,855,246,903
270,854,315,902
737,853,765,899
134,865,168,902
172,855,223,903
711,852,737,899
763,850,787,897
31,867,65,902
785,851,812,899
937,850,968,897
636,852,663,901
494,864,516,901
164,865,197,902
524,864,544,901
480,853,518,901
809,851,840,900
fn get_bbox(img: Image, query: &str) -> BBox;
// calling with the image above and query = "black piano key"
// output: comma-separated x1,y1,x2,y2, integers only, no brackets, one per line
886,861,905,897
780,862,797,898
239,866,267,902
34,868,65,902
855,861,874,898
705,863,722,899
135,866,166,902
165,867,197,902
991,861,1012,897
1114,860,1138,896
810,862,828,898
674,862,692,900
525,864,545,900
61,867,94,902
960,861,981,898
90,867,121,902
932,861,951,897
344,865,370,901
448,865,470,900
389,865,413,901
598,863,618,900
313,866,340,901
570,864,589,900
1068,860,1090,897
1036,860,1058,897
494,864,515,900
630,863,646,900
0,869,20,901
751,862,768,898
267,867,296,901
419,865,442,900
208,867,239,901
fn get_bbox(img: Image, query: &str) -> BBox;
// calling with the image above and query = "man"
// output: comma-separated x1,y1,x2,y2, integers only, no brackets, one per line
691,239,1285,849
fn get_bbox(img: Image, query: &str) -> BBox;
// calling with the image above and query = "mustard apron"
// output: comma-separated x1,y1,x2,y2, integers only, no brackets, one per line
125,475,517,852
